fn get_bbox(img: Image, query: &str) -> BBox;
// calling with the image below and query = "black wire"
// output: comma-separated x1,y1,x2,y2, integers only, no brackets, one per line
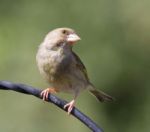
0,80,103,132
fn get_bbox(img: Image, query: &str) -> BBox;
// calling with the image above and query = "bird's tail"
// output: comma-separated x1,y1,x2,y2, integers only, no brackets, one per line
88,84,114,102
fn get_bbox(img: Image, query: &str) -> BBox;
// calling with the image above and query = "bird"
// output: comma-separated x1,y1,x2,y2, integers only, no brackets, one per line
36,27,113,114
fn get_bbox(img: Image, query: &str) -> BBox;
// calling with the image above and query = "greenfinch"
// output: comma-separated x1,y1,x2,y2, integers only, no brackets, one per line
36,28,113,114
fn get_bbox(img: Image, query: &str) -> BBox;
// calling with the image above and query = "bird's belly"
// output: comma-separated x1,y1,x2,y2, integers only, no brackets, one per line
40,54,66,82
52,73,87,94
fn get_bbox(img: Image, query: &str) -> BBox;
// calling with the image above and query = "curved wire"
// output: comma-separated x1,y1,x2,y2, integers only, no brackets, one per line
0,80,103,132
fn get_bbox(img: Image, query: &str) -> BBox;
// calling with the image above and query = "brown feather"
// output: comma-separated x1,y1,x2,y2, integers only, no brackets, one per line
88,84,114,102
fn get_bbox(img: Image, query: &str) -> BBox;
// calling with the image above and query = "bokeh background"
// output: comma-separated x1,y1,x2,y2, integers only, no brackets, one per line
0,0,150,132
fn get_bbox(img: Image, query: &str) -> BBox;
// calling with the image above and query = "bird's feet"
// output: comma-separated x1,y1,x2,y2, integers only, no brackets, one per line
40,88,57,101
64,100,75,115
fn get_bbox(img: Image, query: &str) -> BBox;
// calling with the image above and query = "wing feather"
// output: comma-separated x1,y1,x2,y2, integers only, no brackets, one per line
72,52,89,81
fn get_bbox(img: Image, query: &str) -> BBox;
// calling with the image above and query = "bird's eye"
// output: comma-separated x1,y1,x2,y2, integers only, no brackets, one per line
62,30,67,34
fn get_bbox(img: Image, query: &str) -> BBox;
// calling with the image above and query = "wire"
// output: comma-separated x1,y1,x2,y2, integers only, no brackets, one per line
0,80,103,132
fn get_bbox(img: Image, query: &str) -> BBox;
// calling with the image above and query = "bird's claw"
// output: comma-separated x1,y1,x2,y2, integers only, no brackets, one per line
40,88,57,101
64,100,75,115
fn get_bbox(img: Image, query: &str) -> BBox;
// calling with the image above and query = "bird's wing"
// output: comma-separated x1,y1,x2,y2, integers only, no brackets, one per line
72,51,89,81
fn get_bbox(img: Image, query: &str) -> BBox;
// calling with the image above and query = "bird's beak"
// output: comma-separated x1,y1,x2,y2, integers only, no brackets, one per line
66,33,81,44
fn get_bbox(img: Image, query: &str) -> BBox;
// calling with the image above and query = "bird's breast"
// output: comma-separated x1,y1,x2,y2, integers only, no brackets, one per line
37,48,87,94
37,49,72,83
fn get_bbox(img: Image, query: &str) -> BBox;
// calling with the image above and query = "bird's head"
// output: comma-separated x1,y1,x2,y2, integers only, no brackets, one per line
43,28,81,50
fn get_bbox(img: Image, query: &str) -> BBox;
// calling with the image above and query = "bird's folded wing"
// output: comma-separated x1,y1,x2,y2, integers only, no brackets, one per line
72,51,89,82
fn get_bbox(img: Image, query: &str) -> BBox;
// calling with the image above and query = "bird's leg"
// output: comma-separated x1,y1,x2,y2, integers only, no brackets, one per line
40,88,58,101
64,92,78,115
64,99,75,115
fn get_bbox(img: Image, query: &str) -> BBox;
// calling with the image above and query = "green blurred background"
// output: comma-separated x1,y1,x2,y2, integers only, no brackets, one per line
0,0,150,132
